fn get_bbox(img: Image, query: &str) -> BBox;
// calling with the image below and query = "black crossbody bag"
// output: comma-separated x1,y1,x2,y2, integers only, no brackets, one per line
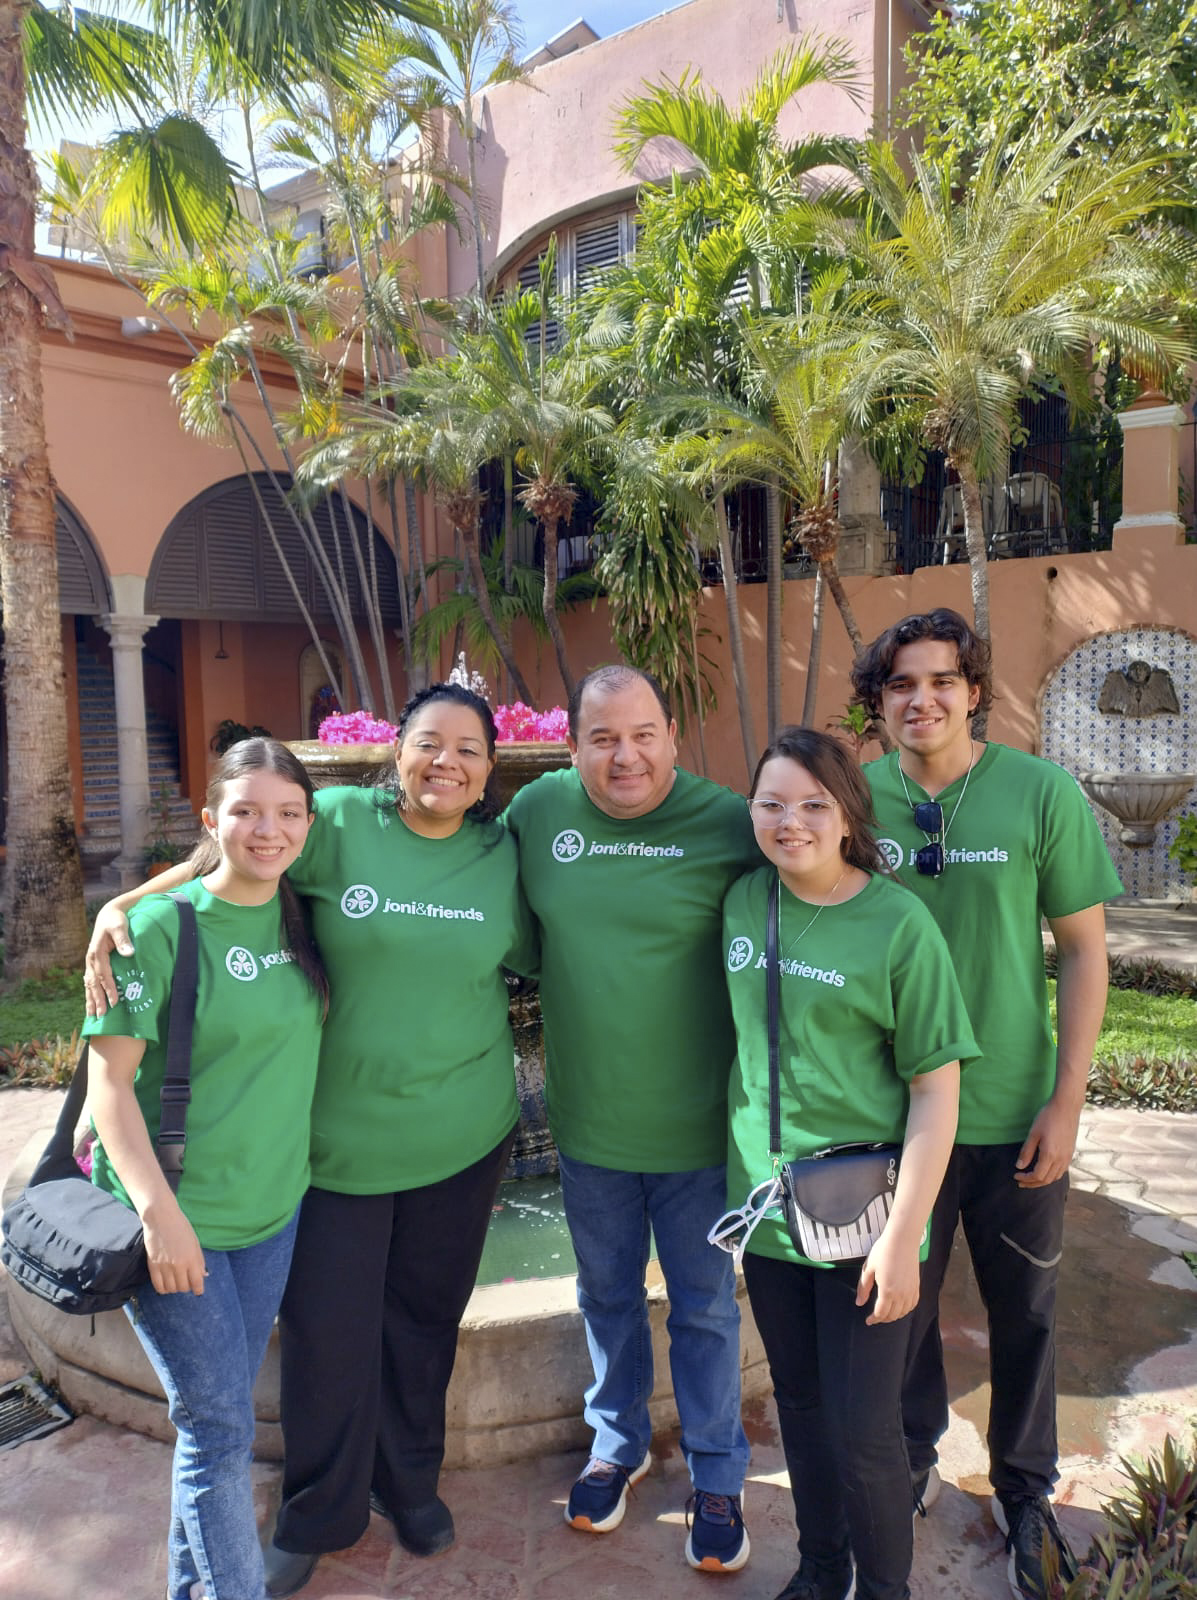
767,875,901,1264
1,893,199,1315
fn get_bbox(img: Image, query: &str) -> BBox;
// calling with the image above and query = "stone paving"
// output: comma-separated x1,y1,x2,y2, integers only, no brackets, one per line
1,907,1195,1599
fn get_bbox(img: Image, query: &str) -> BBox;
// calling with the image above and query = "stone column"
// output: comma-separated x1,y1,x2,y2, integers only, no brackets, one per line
99,611,159,888
1112,394,1188,555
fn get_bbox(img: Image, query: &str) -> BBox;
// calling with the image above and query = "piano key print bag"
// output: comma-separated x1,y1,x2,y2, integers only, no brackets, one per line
778,1140,901,1264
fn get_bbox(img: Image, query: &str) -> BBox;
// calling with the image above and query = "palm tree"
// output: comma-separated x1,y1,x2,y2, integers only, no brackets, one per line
587,199,763,778
703,269,887,745
2,0,428,975
456,287,614,700
837,121,1195,723
614,40,863,742
399,0,530,292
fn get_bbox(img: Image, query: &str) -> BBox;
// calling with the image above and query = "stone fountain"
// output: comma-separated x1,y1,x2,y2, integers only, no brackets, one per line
1077,771,1197,847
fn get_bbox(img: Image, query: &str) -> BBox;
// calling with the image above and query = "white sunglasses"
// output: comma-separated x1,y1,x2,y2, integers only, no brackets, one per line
708,1177,784,1269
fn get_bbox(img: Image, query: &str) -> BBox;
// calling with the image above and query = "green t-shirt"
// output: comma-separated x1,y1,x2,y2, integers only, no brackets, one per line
83,879,323,1250
723,868,978,1266
864,743,1123,1143
287,786,536,1194
504,765,761,1171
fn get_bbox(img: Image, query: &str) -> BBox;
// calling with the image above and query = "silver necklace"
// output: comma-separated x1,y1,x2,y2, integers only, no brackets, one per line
777,868,846,958
896,747,977,844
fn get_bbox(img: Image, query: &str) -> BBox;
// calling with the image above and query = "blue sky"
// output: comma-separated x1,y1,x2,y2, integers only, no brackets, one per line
31,0,678,151
517,0,674,52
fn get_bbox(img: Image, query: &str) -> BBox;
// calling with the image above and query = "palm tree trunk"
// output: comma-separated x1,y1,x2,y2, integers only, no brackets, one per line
0,1,86,974
541,515,574,701
801,567,824,727
955,458,992,739
766,478,782,741
818,555,866,657
714,490,757,780
460,521,535,704
688,609,709,777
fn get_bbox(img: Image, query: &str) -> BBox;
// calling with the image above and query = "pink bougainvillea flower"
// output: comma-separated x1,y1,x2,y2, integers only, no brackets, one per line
494,703,568,742
318,710,399,745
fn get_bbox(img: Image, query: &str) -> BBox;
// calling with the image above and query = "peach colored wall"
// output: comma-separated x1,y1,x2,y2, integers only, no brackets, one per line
42,272,298,583
506,540,1197,791
447,0,883,296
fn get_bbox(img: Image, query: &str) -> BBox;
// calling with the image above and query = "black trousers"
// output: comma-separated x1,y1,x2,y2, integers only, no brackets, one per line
273,1126,516,1554
902,1142,1068,1500
743,1251,914,1600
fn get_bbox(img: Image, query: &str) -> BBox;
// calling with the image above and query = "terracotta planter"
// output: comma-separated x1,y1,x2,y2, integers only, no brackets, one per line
285,739,394,788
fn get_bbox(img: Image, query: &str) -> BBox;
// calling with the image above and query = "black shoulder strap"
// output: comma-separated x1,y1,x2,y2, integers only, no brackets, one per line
28,1044,94,1186
155,892,199,1194
766,873,781,1162
29,891,199,1194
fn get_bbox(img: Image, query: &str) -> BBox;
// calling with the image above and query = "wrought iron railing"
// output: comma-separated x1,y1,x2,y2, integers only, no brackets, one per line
880,395,1124,575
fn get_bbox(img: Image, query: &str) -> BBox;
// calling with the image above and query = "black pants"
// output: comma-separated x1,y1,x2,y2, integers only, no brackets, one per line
743,1252,914,1600
273,1127,516,1554
902,1142,1068,1500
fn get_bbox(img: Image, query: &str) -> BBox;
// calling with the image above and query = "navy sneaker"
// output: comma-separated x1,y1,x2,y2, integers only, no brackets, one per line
991,1494,1077,1599
685,1489,750,1572
565,1451,651,1532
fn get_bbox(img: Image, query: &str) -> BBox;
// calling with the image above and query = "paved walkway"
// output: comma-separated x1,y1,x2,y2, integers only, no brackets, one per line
2,913,1196,1599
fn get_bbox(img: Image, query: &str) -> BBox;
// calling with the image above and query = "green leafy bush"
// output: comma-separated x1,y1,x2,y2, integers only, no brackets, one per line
1047,1433,1197,1598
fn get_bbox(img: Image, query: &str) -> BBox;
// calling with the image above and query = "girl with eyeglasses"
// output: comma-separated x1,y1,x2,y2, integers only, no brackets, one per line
717,727,976,1600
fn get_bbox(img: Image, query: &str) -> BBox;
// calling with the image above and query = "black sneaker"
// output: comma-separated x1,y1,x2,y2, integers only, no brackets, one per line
913,1464,941,1520
991,1494,1077,1600
565,1452,651,1533
262,1543,319,1599
684,1489,750,1572
392,1496,455,1557
772,1560,854,1600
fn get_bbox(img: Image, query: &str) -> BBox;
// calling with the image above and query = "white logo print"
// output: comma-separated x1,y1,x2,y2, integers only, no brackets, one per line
552,829,585,863
226,946,259,982
124,979,144,1002
727,936,754,972
877,837,905,873
341,883,379,918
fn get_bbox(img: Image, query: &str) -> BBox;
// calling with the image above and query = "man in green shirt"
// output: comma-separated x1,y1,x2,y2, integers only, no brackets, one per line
851,609,1120,1600
505,666,760,1574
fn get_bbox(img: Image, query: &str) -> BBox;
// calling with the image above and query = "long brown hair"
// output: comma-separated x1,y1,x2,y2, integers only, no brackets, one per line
189,738,328,1012
750,726,888,876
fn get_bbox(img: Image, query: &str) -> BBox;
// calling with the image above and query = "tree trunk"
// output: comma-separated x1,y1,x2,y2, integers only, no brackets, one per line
955,457,992,740
766,478,782,741
801,567,824,727
540,515,574,701
0,0,87,974
460,520,535,705
714,490,757,781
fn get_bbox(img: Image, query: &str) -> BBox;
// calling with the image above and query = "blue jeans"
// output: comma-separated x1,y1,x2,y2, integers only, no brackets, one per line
558,1153,749,1495
127,1211,299,1600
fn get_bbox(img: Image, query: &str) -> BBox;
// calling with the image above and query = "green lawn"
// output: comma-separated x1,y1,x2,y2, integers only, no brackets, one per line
0,968,83,1050
1049,979,1197,1063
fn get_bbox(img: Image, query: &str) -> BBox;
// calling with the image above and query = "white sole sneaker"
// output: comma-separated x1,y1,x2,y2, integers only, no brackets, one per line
913,1464,942,1520
684,1490,750,1573
565,1451,651,1533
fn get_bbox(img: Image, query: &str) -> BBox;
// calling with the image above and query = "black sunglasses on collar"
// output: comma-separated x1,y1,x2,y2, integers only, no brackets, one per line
913,800,945,878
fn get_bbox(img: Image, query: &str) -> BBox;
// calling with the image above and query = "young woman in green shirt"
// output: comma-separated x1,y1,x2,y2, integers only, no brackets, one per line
85,738,327,1600
717,728,973,1600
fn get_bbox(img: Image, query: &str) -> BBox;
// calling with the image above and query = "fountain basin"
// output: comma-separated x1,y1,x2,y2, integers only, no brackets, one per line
1078,771,1196,847
3,1136,768,1466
